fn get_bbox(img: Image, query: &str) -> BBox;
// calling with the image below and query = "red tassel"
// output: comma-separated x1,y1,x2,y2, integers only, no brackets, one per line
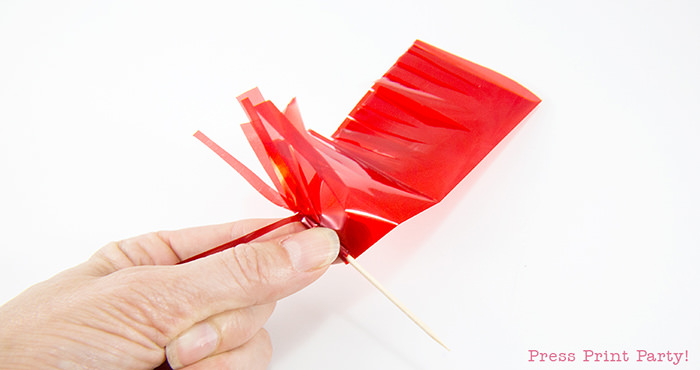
154,41,542,359
192,40,540,260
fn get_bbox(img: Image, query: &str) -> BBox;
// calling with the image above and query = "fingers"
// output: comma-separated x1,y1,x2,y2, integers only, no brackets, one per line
158,218,306,261
174,227,339,314
176,329,272,370
88,218,305,274
165,303,275,369
98,227,338,343
160,227,339,369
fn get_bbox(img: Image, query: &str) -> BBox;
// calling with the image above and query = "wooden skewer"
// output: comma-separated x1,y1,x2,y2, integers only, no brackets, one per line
344,254,450,351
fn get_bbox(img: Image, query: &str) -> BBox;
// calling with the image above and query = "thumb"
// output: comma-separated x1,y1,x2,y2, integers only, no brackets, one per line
116,227,339,338
197,226,341,305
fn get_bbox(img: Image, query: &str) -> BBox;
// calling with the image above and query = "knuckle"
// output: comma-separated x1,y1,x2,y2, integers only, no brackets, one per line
89,230,168,274
258,329,273,361
89,242,127,273
230,307,258,342
224,243,275,293
117,234,158,266
103,269,193,343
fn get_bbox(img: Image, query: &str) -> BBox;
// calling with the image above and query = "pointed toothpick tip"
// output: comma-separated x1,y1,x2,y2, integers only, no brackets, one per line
344,254,450,351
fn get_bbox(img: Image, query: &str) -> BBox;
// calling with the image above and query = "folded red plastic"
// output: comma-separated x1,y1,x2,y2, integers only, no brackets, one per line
194,40,541,260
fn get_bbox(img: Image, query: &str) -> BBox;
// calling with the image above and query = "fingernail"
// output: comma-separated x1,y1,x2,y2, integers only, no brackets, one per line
282,228,339,272
166,321,219,369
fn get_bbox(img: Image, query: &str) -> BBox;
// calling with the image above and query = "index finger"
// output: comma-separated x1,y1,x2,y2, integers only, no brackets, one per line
88,218,305,275
160,218,305,261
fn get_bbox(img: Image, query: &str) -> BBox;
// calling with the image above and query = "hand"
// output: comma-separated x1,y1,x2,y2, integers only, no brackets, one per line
0,219,339,370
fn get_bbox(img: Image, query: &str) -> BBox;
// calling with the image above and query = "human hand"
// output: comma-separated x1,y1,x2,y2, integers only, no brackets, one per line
0,219,339,370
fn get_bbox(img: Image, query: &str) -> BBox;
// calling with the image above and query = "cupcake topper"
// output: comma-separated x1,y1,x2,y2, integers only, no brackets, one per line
183,40,540,352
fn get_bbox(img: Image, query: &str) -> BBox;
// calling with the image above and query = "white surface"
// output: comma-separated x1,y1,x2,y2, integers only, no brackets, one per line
1,1,699,369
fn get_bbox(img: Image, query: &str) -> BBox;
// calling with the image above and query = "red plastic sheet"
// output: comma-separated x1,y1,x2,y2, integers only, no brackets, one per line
195,40,541,260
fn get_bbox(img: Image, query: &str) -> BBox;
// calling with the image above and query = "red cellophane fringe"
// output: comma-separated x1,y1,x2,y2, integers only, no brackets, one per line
156,39,540,370
191,40,540,260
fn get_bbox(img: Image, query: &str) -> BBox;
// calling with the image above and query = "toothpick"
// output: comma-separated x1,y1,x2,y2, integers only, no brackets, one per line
344,254,450,351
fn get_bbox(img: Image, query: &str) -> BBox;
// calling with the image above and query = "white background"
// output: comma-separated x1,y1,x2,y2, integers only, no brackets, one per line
1,1,699,369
